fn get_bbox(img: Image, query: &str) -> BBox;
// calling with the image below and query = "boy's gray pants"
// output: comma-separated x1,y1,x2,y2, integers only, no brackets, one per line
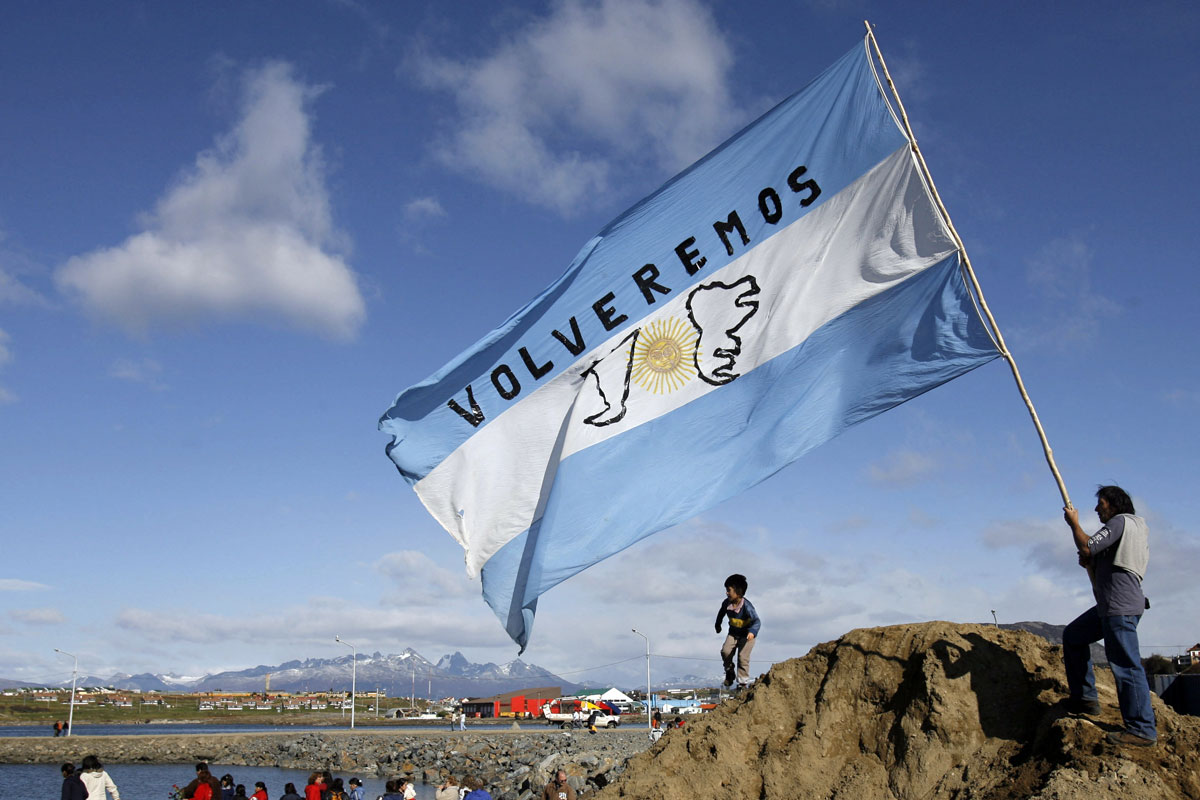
721,634,755,683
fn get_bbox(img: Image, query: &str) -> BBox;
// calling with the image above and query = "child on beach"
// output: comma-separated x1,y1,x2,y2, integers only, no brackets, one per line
715,573,760,690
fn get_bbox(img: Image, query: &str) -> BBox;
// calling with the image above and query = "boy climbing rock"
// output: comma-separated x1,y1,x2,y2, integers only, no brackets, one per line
715,573,760,690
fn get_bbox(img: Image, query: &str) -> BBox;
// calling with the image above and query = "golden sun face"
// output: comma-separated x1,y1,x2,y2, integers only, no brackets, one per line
631,316,698,394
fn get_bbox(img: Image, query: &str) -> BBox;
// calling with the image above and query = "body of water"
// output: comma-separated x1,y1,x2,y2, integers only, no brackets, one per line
0,763,441,800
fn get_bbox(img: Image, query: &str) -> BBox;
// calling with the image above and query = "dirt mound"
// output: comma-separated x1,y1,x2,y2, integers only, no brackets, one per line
598,622,1200,799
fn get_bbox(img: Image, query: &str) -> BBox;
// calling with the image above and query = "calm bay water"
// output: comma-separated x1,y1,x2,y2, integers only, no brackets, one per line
0,763,440,800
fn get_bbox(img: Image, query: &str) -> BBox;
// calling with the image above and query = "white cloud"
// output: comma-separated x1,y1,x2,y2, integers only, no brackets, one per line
1010,236,1120,350
402,197,446,221
980,515,1078,580
1164,388,1200,408
0,578,50,591
56,61,365,339
0,227,49,307
10,607,65,626
110,357,167,391
0,268,44,306
412,0,741,213
867,448,939,487
376,549,472,602
114,597,508,656
0,328,13,405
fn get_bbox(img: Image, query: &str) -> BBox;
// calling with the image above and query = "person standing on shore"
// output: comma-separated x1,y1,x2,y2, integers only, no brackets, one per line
434,777,460,800
182,763,222,800
251,781,268,800
461,777,491,800
303,773,323,800
53,721,62,737
1062,485,1157,747
220,775,236,800
541,770,576,800
61,763,87,800
80,755,120,800
279,784,302,800
347,778,364,800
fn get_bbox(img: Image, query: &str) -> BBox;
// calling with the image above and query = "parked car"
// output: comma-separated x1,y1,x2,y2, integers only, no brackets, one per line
540,699,621,728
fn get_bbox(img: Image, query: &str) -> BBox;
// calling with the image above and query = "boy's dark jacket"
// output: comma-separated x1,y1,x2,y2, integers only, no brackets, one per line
716,597,760,638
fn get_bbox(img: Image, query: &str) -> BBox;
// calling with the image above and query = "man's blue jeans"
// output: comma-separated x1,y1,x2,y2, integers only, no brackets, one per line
1063,606,1157,740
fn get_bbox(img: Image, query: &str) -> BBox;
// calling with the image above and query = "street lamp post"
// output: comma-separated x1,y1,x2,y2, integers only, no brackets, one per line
335,636,356,729
631,629,651,735
54,648,78,737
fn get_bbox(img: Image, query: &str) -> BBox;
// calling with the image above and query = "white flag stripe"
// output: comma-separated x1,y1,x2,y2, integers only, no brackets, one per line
416,146,952,575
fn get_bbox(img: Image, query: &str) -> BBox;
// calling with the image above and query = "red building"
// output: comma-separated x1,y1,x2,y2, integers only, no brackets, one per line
461,686,561,718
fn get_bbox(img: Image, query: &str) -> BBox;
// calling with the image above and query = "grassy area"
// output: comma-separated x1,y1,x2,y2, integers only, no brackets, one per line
0,695,421,726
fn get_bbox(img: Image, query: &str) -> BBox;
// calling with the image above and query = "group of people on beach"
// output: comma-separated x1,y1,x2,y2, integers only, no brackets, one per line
52,719,71,736
59,755,119,800
170,762,496,800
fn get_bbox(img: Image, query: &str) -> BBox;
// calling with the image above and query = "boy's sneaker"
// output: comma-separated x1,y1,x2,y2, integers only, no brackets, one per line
723,669,736,688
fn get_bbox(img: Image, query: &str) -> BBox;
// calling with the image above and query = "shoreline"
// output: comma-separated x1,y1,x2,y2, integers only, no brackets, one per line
0,716,527,728
0,727,653,796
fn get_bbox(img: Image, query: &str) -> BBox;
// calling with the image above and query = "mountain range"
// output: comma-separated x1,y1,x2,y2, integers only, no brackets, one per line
3,650,583,698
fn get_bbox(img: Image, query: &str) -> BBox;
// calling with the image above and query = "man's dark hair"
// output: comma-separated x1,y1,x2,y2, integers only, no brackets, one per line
61,763,76,777
195,762,210,774
1097,485,1135,515
724,573,748,595
81,755,102,771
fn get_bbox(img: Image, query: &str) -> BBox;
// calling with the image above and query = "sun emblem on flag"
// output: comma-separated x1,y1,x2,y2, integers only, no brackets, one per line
631,316,698,394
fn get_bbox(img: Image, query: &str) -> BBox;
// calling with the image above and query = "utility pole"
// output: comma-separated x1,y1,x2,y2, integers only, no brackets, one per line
54,649,78,737
631,629,651,735
335,636,356,729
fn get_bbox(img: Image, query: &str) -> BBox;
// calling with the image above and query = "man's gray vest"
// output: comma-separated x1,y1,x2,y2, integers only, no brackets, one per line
1112,513,1149,581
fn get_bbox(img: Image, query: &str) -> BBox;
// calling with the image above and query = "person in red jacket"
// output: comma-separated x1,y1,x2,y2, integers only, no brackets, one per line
251,782,268,800
182,764,223,800
303,773,324,800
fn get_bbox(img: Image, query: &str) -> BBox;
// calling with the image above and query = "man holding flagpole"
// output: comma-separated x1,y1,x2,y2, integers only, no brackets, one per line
1062,485,1156,747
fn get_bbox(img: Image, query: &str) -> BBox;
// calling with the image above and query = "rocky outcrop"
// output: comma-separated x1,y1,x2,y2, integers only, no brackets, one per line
598,622,1200,800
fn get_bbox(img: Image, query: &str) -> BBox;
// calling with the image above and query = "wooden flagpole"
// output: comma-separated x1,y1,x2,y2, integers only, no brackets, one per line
863,21,1073,510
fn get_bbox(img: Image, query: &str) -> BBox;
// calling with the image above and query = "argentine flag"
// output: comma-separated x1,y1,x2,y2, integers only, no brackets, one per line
380,38,1000,650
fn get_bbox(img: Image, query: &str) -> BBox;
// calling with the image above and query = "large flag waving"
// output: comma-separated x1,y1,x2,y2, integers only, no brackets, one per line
380,38,1000,650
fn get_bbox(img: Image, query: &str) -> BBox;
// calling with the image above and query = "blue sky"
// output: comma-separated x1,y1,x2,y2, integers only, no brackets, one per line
2,1,1198,689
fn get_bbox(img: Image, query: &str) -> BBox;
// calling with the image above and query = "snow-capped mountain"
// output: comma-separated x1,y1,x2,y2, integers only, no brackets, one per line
26,649,580,697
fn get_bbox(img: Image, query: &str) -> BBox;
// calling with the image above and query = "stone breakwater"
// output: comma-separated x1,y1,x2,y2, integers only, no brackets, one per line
0,728,654,798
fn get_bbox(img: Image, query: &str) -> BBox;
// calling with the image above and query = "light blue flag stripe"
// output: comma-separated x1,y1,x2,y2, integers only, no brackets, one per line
380,42,906,484
381,37,1002,651
481,252,998,648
